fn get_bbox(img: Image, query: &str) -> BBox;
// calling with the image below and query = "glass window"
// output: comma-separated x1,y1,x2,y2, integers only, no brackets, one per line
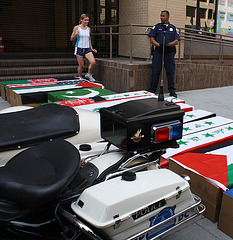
186,6,196,17
200,8,207,19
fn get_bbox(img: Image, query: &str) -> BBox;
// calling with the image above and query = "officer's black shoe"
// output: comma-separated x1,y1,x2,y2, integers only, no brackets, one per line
148,90,155,94
170,92,177,98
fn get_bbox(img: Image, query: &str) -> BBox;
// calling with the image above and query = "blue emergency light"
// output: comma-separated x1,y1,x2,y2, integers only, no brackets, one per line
152,120,182,143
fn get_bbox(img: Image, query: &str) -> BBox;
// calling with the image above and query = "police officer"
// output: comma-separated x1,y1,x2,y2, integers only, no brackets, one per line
148,10,180,97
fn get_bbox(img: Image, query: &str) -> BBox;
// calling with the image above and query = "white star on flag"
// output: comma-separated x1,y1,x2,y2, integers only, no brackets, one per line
66,91,75,94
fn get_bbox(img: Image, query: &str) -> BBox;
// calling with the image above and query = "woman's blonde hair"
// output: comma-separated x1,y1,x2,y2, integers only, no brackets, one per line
79,13,89,24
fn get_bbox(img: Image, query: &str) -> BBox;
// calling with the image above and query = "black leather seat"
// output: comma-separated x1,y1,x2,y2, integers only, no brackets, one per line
0,140,80,208
0,104,79,151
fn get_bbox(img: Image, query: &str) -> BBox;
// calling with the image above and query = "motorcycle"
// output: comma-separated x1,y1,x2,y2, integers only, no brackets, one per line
0,98,205,240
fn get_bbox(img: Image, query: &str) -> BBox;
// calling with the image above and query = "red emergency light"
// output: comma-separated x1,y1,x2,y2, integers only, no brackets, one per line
152,120,182,143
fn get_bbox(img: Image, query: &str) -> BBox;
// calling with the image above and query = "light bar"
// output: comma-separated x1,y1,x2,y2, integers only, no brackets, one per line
151,120,182,143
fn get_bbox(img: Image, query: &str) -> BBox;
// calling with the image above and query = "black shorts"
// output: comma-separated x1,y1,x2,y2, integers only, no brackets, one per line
74,47,92,57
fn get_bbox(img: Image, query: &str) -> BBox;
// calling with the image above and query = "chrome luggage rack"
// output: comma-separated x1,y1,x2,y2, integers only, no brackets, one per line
127,194,205,240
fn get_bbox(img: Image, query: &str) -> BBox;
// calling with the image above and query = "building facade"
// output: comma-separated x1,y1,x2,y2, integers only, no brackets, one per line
0,0,217,58
186,0,216,31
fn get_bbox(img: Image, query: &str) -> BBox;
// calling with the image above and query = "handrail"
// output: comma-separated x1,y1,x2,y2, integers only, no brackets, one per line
91,24,233,63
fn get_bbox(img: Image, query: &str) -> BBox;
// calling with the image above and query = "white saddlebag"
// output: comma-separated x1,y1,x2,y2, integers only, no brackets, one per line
71,169,200,240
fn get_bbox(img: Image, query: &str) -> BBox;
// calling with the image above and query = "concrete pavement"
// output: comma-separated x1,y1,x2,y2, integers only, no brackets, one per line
0,86,233,239
164,86,233,240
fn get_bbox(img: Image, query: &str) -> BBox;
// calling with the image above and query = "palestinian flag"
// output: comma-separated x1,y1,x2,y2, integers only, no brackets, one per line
170,140,233,191
48,87,115,102
56,90,155,107
184,109,216,123
163,120,233,160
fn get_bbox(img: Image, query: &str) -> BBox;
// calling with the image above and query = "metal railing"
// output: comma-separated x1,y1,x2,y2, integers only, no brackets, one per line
92,24,233,64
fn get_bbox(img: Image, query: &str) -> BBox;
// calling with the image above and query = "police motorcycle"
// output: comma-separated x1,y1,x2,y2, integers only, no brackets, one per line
0,98,205,239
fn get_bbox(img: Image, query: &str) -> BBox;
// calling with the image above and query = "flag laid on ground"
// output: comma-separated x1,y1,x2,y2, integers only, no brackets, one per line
175,103,194,112
164,96,185,104
2,78,58,99
170,140,233,191
0,80,34,100
76,95,158,112
48,87,115,102
76,96,193,113
183,109,216,123
162,122,233,160
8,81,105,105
183,116,233,136
10,80,104,94
55,90,155,107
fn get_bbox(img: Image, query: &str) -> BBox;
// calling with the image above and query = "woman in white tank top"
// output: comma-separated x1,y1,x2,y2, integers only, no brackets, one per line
70,14,97,81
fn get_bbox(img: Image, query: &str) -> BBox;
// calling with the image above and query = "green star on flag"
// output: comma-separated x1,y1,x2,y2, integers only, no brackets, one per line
203,133,215,138
183,127,192,132
204,121,214,126
178,140,189,145
186,114,195,118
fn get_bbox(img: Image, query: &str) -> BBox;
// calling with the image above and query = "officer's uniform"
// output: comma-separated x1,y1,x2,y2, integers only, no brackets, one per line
148,23,180,95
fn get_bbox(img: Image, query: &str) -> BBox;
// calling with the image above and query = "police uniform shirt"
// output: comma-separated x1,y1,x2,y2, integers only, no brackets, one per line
148,23,180,45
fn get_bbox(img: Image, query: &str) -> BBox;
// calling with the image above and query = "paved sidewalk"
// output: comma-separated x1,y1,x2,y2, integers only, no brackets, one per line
164,86,233,240
0,86,233,239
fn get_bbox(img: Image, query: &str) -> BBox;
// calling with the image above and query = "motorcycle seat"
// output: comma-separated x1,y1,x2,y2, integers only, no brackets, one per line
0,140,80,207
0,104,79,152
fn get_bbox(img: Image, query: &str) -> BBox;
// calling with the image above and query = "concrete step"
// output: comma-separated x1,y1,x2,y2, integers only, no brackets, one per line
0,65,81,76
0,73,80,81
0,58,77,67
0,56,92,82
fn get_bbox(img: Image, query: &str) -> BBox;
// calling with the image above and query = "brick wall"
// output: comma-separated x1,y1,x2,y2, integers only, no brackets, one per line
95,58,233,93
118,0,186,59
119,0,149,58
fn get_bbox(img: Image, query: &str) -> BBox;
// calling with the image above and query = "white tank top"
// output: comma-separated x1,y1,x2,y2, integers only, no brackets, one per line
75,26,90,48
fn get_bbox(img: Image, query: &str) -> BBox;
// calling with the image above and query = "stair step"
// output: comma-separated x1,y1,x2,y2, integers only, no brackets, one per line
0,65,83,76
0,58,88,67
0,73,80,82
0,57,92,83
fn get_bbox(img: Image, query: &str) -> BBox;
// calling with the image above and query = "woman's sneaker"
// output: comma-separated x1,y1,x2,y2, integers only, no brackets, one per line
85,73,96,82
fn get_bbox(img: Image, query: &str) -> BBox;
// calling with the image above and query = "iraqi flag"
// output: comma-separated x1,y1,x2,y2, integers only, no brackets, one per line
164,96,185,104
163,120,233,160
170,140,233,191
175,103,194,112
183,109,216,123
182,116,232,136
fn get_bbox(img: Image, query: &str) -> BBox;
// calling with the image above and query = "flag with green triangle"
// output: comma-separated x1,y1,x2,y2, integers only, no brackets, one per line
170,140,233,191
